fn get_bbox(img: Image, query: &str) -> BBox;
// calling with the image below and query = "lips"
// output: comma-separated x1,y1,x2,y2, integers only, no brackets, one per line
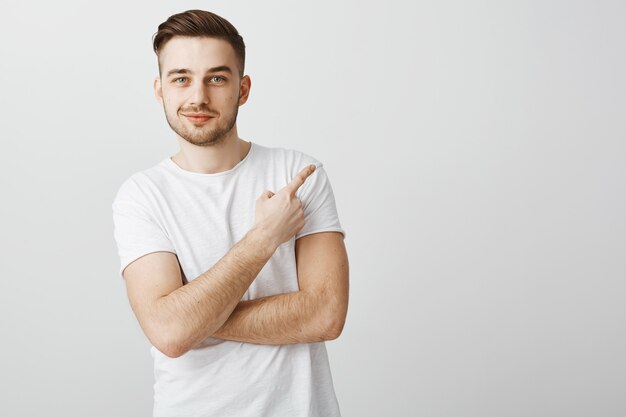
183,113,214,123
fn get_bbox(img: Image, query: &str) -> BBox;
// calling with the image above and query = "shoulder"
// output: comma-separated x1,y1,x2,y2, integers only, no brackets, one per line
112,159,170,206
252,142,323,172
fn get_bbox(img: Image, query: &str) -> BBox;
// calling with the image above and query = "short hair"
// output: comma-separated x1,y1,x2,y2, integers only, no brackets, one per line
152,9,246,78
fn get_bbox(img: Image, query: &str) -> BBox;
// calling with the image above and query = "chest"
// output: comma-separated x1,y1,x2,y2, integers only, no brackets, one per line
153,176,300,299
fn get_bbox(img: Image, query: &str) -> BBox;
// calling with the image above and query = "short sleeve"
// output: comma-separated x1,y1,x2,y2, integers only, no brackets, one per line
294,162,346,240
112,178,176,279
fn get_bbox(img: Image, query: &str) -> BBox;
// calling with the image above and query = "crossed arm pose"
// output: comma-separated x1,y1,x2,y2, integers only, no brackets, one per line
123,164,349,358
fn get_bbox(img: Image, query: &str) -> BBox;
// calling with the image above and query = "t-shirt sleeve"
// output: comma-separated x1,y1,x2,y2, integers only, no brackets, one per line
112,177,176,279
294,161,346,240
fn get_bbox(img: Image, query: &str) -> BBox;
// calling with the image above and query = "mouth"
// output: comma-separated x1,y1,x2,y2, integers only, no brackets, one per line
182,113,215,123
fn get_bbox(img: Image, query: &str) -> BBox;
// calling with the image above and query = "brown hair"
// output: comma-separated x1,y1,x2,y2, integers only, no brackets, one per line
152,9,246,78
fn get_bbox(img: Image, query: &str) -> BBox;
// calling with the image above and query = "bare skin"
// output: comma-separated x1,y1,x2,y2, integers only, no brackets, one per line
124,35,349,358
124,164,322,357
152,36,253,175
211,230,349,345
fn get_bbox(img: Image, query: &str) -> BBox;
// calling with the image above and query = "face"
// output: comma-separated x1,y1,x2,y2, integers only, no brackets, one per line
154,36,250,147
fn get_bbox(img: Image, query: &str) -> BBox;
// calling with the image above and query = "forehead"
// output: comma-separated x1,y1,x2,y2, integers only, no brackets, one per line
159,36,238,74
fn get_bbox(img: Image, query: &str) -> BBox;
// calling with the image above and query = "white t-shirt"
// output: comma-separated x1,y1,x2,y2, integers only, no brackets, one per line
112,141,345,417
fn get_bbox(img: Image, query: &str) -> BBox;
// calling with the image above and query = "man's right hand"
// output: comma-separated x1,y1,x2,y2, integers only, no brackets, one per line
252,163,317,248
121,163,321,358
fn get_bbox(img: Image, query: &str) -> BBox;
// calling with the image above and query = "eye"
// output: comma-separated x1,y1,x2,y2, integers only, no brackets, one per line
209,76,225,83
173,77,187,84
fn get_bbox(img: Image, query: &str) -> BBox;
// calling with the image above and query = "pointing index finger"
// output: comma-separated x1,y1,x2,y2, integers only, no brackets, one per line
285,164,316,196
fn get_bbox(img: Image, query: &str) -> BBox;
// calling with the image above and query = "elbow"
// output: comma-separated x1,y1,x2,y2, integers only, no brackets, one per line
324,326,343,341
153,324,222,358
149,325,193,359
321,296,348,341
145,298,222,358
161,344,187,359
152,334,187,358
323,312,346,341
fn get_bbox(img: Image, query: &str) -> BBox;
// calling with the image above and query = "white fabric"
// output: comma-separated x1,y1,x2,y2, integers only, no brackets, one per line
112,141,345,417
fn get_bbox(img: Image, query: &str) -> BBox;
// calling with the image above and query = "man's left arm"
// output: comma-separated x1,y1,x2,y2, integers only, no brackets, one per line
211,231,349,344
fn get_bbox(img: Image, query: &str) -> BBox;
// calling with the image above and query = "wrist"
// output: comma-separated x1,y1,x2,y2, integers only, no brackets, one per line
247,225,279,257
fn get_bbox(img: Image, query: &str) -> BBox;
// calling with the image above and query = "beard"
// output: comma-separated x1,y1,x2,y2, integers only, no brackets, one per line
164,103,239,147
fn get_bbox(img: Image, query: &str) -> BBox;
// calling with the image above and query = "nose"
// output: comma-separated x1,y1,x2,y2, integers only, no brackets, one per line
189,81,210,106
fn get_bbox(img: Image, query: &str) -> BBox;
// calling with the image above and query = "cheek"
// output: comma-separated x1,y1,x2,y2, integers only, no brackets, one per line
227,86,240,102
163,95,182,111
163,88,183,103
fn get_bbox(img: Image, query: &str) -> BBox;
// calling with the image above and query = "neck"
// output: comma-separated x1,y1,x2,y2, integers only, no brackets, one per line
171,128,251,174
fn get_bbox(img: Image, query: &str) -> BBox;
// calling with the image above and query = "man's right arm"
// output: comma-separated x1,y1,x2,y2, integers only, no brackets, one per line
123,226,277,359
121,163,317,358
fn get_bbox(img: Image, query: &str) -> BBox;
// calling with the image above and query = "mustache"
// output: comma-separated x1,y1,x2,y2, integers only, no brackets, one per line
180,105,217,115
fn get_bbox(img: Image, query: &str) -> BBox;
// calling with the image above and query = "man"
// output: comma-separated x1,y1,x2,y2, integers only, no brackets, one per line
111,9,349,417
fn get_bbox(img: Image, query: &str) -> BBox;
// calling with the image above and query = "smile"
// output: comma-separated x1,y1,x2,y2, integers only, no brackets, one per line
183,114,214,123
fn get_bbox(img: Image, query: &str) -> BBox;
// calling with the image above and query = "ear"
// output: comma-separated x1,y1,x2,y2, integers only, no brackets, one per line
238,75,251,106
154,76,163,104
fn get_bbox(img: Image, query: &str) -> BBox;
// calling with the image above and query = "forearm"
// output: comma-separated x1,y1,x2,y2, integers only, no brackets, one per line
212,289,333,344
156,226,277,356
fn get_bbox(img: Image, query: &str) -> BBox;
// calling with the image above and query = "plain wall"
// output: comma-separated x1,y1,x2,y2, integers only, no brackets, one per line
1,0,624,416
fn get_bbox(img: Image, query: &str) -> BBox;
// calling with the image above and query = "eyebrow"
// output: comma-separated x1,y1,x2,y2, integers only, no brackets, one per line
166,66,233,77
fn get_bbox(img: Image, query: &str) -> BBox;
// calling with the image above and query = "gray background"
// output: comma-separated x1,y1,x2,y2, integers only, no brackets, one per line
1,0,624,416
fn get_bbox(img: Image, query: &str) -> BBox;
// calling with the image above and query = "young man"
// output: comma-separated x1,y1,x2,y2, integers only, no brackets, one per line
111,9,349,417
